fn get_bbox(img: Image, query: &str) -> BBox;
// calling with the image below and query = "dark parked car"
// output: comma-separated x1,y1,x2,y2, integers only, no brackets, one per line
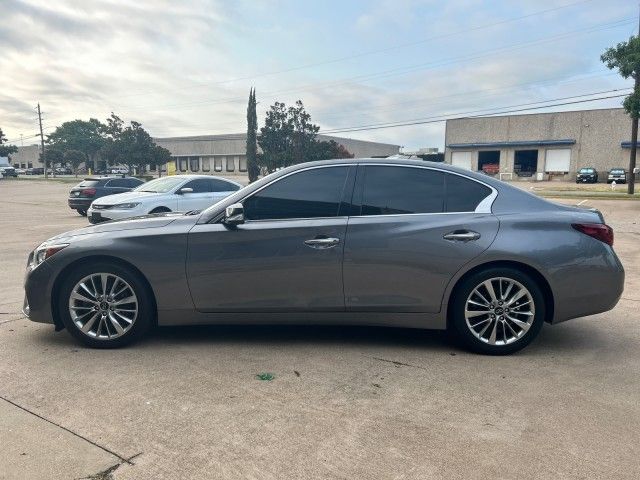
26,167,45,175
576,167,598,183
607,168,627,184
68,176,144,216
25,159,624,354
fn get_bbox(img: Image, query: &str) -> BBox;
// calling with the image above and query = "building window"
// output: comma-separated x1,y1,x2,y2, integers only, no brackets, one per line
514,150,538,177
189,156,200,172
202,157,211,172
149,164,157,171
214,157,223,172
178,157,188,172
239,156,247,172
28,162,33,168
226,156,235,172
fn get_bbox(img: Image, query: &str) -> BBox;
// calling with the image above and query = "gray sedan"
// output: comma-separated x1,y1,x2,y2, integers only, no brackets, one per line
23,159,624,354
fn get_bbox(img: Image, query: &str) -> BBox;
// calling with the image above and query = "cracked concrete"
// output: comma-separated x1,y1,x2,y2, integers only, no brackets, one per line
1,180,639,479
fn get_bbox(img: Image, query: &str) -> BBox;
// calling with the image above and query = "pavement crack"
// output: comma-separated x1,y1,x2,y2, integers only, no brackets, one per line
366,356,429,371
0,316,26,325
0,396,133,465
76,453,142,480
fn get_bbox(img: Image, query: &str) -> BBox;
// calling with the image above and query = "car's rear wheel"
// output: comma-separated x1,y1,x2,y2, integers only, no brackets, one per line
77,209,87,216
58,262,154,348
450,267,545,355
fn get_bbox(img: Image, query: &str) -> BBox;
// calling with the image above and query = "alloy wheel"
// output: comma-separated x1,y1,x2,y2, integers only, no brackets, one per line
68,273,138,340
464,277,535,346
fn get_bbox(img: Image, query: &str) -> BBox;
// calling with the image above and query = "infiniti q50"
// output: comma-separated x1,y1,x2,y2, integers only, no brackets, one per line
23,159,624,354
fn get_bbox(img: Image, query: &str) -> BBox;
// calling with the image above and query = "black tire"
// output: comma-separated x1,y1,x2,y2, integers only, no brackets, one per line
77,209,87,217
149,207,171,214
57,262,154,348
449,267,545,355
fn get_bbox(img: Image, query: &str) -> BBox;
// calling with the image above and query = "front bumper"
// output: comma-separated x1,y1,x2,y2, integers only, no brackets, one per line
23,261,56,325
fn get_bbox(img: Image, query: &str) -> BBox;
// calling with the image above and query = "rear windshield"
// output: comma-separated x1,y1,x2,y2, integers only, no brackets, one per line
77,180,99,187
579,168,594,173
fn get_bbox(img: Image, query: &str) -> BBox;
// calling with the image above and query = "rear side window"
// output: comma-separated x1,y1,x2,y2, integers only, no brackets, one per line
244,167,349,220
210,178,240,192
78,180,99,188
360,166,445,215
106,178,129,188
445,174,492,212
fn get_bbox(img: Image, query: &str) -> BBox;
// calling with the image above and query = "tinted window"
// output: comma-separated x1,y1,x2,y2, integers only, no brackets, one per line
106,178,129,188
210,178,240,192
78,180,99,187
244,167,349,220
445,174,492,212
126,178,144,188
183,179,212,193
360,166,445,215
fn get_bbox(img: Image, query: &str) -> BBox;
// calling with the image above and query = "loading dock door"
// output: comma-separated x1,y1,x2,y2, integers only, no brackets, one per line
545,149,571,172
451,151,472,170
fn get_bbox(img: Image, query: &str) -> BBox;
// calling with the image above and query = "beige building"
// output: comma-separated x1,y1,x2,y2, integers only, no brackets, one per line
444,108,635,181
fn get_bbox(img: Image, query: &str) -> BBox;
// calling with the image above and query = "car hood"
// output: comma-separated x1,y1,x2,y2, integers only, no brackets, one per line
45,213,187,243
92,191,163,204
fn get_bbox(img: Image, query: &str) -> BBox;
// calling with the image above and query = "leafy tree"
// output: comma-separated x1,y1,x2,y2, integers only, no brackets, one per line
246,88,260,183
46,119,105,172
64,149,87,177
0,127,18,157
101,120,171,174
257,100,353,172
602,35,640,194
40,146,64,175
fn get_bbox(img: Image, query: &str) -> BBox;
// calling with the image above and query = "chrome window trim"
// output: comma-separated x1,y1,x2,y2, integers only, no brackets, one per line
231,162,496,223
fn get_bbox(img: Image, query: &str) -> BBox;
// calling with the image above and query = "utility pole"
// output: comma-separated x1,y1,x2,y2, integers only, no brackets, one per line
37,103,47,179
629,7,640,194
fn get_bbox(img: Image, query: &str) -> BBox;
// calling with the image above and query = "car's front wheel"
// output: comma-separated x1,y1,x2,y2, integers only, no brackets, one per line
58,262,154,348
77,209,87,216
450,267,545,355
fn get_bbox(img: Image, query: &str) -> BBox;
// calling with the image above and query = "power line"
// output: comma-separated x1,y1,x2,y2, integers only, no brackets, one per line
117,16,634,114
318,90,630,135
112,0,596,100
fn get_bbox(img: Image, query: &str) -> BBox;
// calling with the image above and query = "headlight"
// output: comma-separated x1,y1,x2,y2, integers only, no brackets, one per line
32,243,69,268
114,202,140,209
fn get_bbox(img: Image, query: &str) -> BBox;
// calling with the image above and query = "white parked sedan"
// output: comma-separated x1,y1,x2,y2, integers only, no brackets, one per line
87,175,242,224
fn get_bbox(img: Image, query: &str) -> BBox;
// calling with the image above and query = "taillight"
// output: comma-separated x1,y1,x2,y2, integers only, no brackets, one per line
81,188,96,196
572,223,614,246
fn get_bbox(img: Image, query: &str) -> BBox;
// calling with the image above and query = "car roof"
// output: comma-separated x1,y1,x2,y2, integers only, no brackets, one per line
172,174,243,185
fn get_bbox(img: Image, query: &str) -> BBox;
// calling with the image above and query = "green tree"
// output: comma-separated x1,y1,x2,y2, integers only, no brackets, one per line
46,119,105,172
0,127,18,157
40,146,64,175
101,120,170,174
310,139,354,161
246,88,260,182
602,35,640,194
64,149,87,177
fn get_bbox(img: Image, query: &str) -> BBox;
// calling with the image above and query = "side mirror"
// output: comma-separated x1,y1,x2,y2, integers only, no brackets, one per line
178,187,194,194
223,203,244,226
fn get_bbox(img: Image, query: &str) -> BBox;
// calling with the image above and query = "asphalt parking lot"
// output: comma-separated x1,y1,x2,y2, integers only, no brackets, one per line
1,179,639,479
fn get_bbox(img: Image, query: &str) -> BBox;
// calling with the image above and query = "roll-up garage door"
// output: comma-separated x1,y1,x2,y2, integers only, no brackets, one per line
451,151,472,170
545,149,571,172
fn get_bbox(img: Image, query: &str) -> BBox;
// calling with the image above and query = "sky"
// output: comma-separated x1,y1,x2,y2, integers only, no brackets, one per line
0,0,637,151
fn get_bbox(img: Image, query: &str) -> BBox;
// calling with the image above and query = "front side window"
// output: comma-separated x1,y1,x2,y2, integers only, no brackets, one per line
183,179,212,193
244,167,349,220
189,157,200,172
360,166,445,215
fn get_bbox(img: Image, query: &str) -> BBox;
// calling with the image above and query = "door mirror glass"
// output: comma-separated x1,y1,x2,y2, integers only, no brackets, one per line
224,203,244,226
178,187,194,194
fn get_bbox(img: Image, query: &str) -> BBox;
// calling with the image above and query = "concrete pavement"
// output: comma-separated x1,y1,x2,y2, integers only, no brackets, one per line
1,179,639,479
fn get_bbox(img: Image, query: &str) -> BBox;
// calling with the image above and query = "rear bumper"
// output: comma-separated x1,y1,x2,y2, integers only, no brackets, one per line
550,247,624,324
68,198,92,209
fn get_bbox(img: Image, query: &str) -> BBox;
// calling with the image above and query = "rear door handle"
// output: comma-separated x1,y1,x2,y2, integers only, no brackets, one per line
443,230,481,242
304,237,340,249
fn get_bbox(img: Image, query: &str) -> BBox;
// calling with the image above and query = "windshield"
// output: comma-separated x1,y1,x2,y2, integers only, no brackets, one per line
610,169,625,174
134,176,185,193
579,168,594,173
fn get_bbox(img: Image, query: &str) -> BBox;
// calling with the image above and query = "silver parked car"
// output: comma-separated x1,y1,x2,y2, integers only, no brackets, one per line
23,159,624,354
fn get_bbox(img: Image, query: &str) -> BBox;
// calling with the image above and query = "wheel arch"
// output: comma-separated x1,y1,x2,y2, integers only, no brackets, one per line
51,255,158,330
149,206,171,214
445,260,554,327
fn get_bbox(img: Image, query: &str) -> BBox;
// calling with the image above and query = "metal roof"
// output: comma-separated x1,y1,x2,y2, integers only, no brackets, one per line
447,139,576,149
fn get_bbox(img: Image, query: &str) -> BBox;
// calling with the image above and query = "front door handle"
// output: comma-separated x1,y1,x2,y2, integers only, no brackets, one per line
443,230,481,242
304,237,340,249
